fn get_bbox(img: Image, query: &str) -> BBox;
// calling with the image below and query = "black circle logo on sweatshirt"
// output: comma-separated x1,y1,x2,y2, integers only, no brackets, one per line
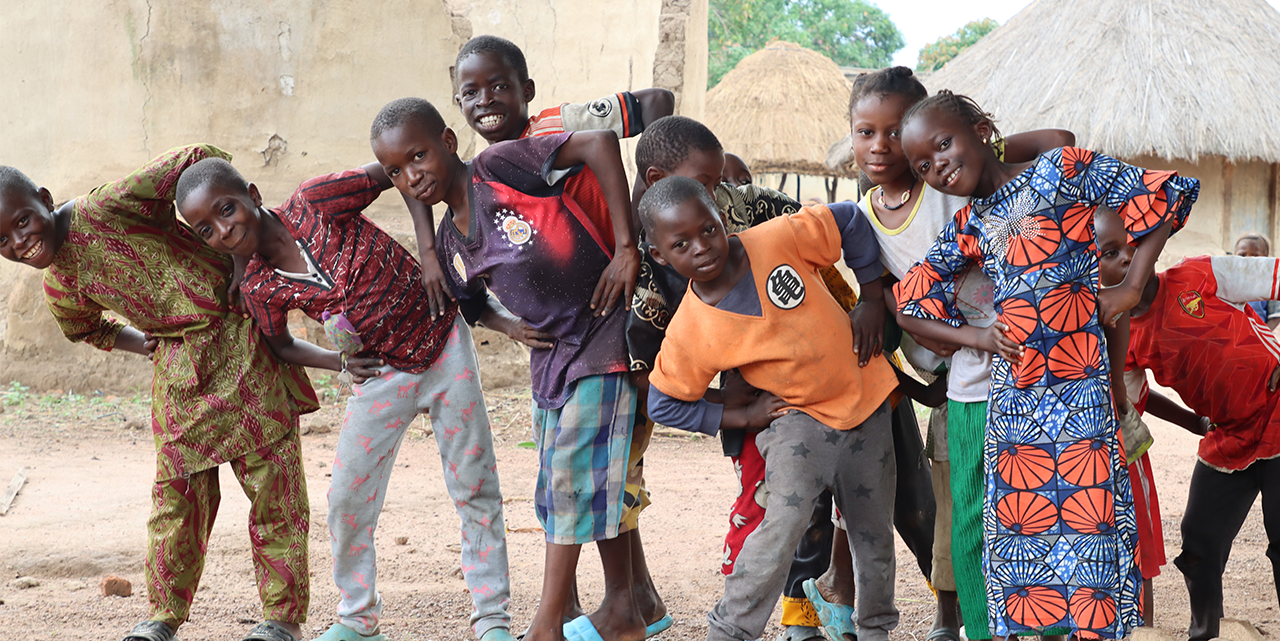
767,265,805,310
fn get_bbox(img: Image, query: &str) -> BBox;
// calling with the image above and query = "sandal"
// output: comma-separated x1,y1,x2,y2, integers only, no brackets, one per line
802,578,858,641
122,621,176,641
242,621,300,641
927,627,962,641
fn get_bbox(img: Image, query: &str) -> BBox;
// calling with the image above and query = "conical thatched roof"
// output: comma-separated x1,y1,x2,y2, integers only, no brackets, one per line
925,0,1280,163
706,41,857,178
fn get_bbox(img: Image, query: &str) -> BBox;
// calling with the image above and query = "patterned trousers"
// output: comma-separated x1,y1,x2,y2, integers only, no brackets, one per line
147,430,309,629
330,318,510,638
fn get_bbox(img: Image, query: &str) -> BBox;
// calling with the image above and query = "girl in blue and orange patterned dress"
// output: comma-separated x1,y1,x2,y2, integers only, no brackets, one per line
892,91,1199,640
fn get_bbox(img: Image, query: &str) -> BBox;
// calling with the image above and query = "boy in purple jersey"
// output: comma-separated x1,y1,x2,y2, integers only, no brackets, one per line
370,97,645,641
175,156,514,641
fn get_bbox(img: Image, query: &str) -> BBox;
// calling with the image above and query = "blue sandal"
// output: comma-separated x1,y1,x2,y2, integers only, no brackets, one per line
802,578,857,641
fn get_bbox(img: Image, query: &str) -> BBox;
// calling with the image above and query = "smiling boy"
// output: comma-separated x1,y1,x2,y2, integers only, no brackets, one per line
174,152,514,641
370,96,646,641
0,146,317,641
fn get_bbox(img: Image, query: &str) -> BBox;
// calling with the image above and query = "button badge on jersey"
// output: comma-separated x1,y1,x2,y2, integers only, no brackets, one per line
499,214,534,246
588,98,614,118
767,265,805,310
1178,290,1205,318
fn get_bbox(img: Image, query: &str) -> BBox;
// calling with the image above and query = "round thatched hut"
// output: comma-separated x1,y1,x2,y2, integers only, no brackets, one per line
923,0,1280,257
705,40,856,201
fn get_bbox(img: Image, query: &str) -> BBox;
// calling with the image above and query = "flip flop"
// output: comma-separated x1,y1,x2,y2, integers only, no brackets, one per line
314,622,387,641
645,614,674,638
122,621,176,641
927,627,962,641
563,615,606,641
241,621,301,641
802,578,858,641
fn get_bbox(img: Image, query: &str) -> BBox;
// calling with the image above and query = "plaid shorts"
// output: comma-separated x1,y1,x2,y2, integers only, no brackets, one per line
531,373,636,545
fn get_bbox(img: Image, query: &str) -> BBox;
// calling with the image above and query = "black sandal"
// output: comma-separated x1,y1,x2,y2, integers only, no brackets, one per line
122,621,176,641
241,621,300,641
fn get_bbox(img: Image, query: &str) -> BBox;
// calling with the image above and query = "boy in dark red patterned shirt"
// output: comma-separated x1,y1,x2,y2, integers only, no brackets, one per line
176,158,515,641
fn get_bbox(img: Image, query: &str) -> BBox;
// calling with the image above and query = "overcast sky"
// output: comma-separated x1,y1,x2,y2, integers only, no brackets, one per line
889,0,1280,67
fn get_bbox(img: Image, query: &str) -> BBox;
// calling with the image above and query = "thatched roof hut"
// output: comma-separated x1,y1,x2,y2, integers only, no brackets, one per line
923,0,1280,255
706,41,857,181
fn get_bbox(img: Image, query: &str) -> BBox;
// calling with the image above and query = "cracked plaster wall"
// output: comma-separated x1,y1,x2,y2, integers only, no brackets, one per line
0,0,470,391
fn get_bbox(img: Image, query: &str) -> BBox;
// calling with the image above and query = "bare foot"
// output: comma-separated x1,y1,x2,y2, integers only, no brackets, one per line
587,591,647,641
632,574,668,625
523,616,566,641
814,565,856,608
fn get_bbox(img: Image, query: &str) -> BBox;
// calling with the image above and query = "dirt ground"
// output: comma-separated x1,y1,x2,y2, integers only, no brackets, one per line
0,381,1277,641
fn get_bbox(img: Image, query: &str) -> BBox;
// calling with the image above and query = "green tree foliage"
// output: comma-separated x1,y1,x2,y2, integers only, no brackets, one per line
708,0,905,89
916,18,999,72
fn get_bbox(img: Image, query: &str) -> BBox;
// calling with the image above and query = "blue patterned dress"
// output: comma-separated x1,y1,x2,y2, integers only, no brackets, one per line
896,148,1198,638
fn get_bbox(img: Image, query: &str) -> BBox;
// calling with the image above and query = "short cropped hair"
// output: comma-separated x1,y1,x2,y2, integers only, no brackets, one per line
174,158,249,210
0,166,39,200
902,89,1003,142
370,97,446,144
455,35,529,83
1236,232,1272,255
638,175,719,239
635,116,723,176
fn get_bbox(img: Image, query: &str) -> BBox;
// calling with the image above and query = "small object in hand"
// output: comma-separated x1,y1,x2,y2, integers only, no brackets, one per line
337,369,355,388
322,310,364,355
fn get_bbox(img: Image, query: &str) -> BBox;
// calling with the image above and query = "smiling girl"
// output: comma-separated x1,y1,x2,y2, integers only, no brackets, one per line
894,91,1199,640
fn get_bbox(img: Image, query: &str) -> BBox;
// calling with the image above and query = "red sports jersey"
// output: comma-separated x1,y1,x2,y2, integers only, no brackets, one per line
1125,255,1280,471
521,92,644,256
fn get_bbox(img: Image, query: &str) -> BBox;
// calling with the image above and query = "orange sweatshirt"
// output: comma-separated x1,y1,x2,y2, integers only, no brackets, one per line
650,205,897,430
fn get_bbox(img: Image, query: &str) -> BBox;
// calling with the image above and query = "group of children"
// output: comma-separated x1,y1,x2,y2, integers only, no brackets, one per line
2,31,1279,641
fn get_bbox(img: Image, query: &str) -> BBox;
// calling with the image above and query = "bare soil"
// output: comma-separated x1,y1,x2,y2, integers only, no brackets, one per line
0,382,1277,641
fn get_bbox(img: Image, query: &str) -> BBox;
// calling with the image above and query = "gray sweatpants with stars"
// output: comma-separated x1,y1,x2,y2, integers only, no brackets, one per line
706,401,898,641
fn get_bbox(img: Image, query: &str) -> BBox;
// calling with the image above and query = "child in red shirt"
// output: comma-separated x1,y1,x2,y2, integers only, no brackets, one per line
1097,208,1280,641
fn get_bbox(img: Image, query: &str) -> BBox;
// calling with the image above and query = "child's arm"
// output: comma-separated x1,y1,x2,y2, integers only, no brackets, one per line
633,88,675,128
112,327,159,358
552,130,641,317
474,291,555,349
1102,312,1131,415
894,365,948,408
825,202,887,365
1002,129,1076,162
261,332,384,384
647,383,787,434
1145,388,1213,436
363,162,454,320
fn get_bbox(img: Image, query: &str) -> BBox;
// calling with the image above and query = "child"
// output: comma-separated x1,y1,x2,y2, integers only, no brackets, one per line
1233,233,1280,330
894,91,1199,639
721,153,752,187
0,146,316,641
173,151,513,641
451,36,675,629
641,175,899,641
1098,209,1280,641
843,65,1075,641
369,97,643,641
629,116,889,641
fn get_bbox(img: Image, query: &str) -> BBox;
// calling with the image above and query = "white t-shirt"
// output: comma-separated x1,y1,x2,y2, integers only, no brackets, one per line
864,184,996,403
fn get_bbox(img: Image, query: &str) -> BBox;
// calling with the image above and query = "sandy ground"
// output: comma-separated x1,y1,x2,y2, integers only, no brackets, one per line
1,383,1278,641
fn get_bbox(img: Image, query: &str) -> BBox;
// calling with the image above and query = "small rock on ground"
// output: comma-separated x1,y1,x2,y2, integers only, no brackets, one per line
99,575,132,597
10,576,39,589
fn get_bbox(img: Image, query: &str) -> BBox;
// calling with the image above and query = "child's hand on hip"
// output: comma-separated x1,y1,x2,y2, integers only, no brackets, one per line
980,322,1023,363
1270,365,1280,393
419,258,456,320
850,302,885,367
743,392,788,430
507,318,554,349
592,245,641,317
